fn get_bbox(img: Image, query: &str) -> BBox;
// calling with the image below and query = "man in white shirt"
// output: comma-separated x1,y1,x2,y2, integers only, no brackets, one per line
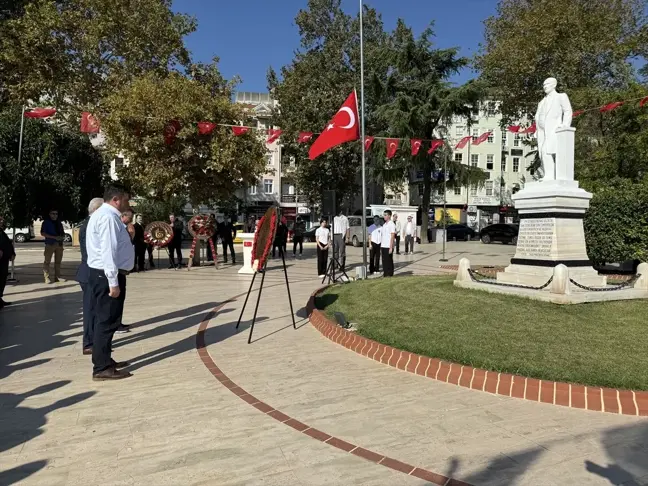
381,210,396,277
403,215,416,254
392,213,402,255
86,185,134,381
367,216,382,274
332,210,349,272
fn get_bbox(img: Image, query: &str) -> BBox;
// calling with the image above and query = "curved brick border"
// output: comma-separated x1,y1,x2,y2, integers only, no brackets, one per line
196,295,471,486
307,286,648,417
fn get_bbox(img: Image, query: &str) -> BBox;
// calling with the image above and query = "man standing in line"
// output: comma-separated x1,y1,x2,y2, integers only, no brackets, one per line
367,216,382,275
219,216,236,264
292,216,306,258
403,215,416,255
41,208,65,283
133,214,146,272
332,209,349,272
0,216,15,309
381,210,396,277
168,213,184,269
76,197,104,355
86,185,134,381
114,209,135,334
392,213,402,255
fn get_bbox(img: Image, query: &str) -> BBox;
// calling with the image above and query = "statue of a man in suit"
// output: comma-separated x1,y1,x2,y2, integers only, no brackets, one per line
535,77,573,181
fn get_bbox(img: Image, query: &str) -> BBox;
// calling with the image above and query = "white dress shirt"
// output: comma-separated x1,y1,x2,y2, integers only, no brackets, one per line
394,219,402,235
369,225,382,245
315,227,330,245
86,203,135,287
333,215,349,236
404,221,414,236
381,221,396,248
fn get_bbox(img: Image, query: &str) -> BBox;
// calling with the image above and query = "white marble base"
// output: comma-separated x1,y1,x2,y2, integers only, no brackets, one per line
238,233,256,275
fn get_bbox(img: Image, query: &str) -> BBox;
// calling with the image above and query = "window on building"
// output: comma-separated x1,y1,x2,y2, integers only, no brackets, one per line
264,179,273,194
470,185,478,197
485,180,494,196
248,184,257,195
501,133,507,147
456,126,464,137
487,133,494,144
472,127,479,141
513,157,520,173
454,153,463,163
501,159,507,171
514,134,520,147
417,183,424,196
257,121,266,130
471,154,479,167
486,154,494,170
266,155,273,167
454,186,461,195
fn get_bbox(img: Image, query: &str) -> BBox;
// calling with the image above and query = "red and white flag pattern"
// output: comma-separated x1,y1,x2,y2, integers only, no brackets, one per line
198,122,216,135
232,126,249,136
298,132,313,143
386,138,399,159
25,108,57,119
472,131,492,146
410,139,422,156
308,91,360,160
364,136,375,151
80,112,100,133
267,129,282,143
428,139,445,154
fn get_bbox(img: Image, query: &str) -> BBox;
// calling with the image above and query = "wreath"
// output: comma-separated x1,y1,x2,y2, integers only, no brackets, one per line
188,214,216,241
251,207,278,272
144,221,174,248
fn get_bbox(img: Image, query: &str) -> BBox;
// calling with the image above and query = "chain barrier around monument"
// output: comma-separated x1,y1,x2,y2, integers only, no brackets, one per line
467,268,554,291
569,274,642,292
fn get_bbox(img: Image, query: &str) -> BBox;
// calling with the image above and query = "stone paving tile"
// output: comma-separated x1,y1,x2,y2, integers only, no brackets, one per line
2,245,647,485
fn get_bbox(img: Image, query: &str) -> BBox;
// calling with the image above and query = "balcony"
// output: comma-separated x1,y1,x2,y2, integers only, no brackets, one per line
280,194,308,204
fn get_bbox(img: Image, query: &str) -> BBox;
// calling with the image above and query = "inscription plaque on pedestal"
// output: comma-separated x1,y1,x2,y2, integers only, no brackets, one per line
516,218,555,258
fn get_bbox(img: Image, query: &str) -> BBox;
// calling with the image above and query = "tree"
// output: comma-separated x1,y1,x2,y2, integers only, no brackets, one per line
0,105,106,226
269,0,390,209
133,196,186,224
0,0,195,109
372,21,488,239
100,67,268,205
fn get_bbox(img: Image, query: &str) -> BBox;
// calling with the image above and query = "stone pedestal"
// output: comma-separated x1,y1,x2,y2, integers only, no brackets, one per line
238,232,255,275
497,179,606,287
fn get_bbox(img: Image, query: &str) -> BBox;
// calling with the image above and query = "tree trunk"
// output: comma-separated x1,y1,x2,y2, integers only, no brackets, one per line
421,170,432,243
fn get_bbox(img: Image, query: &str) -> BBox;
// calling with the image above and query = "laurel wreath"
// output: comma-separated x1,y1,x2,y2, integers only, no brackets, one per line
251,207,278,272
144,221,174,248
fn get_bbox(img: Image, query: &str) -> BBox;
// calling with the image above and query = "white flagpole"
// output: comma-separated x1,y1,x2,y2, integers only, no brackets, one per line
359,0,368,279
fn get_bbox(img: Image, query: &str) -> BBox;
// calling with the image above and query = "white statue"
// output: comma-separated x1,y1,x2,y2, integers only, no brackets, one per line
535,78,573,181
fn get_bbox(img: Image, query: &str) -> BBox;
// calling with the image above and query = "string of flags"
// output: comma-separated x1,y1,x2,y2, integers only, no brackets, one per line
21,93,648,160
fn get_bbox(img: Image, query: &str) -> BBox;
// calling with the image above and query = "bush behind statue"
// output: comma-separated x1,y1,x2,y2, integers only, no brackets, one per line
584,180,648,266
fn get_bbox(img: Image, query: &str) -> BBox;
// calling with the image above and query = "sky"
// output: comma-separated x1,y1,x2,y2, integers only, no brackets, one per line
172,0,498,93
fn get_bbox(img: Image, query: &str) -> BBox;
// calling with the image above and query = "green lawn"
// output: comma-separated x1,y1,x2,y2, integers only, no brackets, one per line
317,276,648,390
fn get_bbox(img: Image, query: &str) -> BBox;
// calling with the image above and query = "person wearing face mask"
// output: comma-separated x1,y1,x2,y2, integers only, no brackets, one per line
0,216,16,309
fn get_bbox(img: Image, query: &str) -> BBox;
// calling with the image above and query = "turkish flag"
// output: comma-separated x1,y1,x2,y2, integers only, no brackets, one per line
80,112,100,133
232,126,249,136
25,108,56,118
164,120,180,145
298,132,313,143
308,91,359,160
428,139,445,154
455,136,471,149
520,123,536,135
410,139,422,156
472,131,492,146
507,126,521,133
386,138,399,159
198,122,216,135
364,136,375,151
267,129,282,144
600,102,623,113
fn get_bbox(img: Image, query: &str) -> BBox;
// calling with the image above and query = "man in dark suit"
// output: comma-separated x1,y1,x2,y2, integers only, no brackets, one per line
218,216,237,264
0,216,16,310
133,214,146,272
76,197,104,354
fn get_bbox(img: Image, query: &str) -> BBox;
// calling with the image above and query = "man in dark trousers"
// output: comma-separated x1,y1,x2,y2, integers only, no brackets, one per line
381,210,396,277
76,197,104,354
168,213,184,268
133,214,146,272
218,216,237,264
86,185,134,380
0,216,15,309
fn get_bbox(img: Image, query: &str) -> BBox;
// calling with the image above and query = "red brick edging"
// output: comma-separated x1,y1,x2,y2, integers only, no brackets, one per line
307,287,648,417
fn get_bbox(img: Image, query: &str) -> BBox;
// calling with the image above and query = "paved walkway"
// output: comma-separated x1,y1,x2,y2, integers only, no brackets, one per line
1,243,647,485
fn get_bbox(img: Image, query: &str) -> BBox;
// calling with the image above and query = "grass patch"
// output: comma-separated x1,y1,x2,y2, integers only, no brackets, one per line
317,276,648,390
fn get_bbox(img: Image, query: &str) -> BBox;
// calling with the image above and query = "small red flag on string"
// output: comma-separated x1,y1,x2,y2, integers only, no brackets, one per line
599,102,624,113
267,128,282,144
410,139,422,156
520,123,536,135
472,131,492,146
80,112,100,133
507,126,521,133
364,136,375,151
198,122,216,135
232,126,249,136
164,120,180,145
298,132,313,143
386,138,399,159
428,139,445,154
573,110,584,117
455,136,471,149
640,97,648,108
25,107,57,118
309,91,360,160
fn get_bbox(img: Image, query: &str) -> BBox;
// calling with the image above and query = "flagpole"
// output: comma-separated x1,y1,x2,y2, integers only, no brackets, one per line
17,105,25,166
359,0,368,279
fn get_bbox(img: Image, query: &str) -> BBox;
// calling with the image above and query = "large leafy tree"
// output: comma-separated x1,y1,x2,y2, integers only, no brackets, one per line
0,106,106,226
100,66,268,204
372,21,488,238
269,0,390,209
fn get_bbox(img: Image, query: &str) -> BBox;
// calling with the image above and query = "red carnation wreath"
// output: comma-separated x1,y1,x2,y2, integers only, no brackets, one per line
251,207,278,272
187,214,217,269
144,221,174,248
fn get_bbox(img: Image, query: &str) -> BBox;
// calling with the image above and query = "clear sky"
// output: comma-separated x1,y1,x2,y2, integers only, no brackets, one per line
172,0,498,93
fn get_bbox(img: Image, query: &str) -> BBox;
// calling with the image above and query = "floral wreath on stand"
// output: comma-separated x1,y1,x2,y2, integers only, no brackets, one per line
251,207,278,272
144,221,174,248
187,214,217,270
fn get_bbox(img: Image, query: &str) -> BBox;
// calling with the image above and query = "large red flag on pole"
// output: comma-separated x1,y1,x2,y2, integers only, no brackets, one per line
309,91,360,160
80,112,100,133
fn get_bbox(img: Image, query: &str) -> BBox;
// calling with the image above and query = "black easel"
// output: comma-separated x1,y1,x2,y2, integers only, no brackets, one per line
235,249,296,344
321,215,348,284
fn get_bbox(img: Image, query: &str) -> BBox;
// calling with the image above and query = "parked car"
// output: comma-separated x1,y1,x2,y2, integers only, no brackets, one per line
303,226,319,242
4,226,35,243
348,216,376,247
442,224,476,241
63,227,73,243
480,223,519,244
